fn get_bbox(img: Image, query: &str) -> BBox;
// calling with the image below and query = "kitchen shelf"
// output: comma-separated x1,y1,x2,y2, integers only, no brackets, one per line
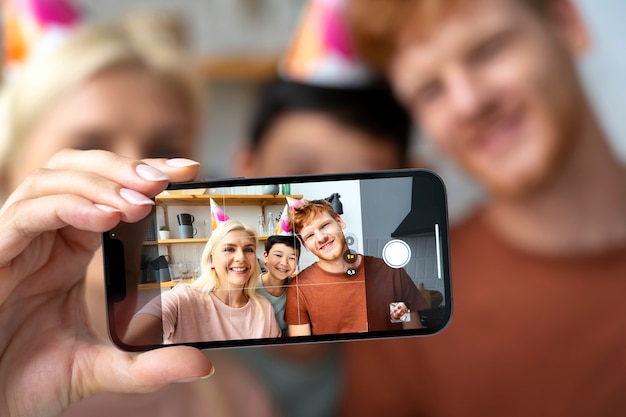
155,194,302,206
139,278,195,291
157,238,208,244
197,55,279,82
152,236,271,245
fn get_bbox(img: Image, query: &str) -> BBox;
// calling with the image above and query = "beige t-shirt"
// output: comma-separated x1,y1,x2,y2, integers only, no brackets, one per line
139,284,281,344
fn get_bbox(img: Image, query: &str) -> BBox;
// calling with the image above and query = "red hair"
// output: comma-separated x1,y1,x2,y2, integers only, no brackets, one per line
346,0,553,73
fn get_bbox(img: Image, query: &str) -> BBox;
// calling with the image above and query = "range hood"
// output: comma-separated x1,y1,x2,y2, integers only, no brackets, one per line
391,178,442,237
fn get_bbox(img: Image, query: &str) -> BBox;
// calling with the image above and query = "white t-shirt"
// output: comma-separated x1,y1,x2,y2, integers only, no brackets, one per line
138,284,281,344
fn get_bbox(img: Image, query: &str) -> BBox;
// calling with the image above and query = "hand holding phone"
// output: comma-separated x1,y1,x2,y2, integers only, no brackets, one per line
0,150,212,417
104,169,452,351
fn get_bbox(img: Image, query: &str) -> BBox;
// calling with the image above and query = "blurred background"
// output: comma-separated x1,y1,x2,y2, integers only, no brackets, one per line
1,0,625,222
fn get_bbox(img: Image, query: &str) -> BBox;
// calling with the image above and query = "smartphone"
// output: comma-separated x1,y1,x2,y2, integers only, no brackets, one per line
103,169,452,351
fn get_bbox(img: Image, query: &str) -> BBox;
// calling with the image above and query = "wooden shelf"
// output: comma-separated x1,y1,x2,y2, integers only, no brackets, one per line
196,55,279,82
157,238,208,244
139,279,195,291
156,194,302,206
151,236,271,245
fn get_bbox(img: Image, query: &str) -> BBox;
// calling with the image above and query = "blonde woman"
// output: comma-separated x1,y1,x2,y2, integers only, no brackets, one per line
0,14,260,417
127,220,281,344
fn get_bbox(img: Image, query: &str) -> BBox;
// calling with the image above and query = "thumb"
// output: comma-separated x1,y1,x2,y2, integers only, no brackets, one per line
79,345,214,400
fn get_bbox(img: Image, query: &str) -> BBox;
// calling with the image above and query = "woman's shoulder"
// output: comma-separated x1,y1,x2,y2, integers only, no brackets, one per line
255,293,274,308
165,283,199,300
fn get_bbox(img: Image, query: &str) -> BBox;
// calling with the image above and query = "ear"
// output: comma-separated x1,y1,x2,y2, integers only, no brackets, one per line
548,0,590,56
232,143,257,177
336,215,347,230
263,251,269,262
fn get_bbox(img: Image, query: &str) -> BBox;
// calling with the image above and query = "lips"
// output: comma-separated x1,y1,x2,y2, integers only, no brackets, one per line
318,239,334,252
229,266,248,273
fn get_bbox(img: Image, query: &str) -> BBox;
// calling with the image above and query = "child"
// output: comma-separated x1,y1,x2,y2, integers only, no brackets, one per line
257,235,301,334
127,220,281,344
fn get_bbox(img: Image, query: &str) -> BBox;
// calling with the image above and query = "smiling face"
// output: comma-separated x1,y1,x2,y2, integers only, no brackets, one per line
388,0,588,198
211,230,258,289
263,243,299,281
299,211,347,262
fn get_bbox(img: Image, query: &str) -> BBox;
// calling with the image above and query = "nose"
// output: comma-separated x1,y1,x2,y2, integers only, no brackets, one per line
446,66,488,121
113,136,144,160
314,229,327,243
233,248,246,262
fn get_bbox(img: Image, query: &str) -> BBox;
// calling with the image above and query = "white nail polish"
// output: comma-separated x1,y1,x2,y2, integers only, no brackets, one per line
120,188,155,206
136,164,170,181
165,158,200,168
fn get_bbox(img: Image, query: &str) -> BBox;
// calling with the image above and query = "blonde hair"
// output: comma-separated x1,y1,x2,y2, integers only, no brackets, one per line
0,11,203,170
191,220,263,310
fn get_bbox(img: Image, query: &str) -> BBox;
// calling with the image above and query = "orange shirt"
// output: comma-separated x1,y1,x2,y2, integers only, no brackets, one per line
286,261,368,334
341,210,626,417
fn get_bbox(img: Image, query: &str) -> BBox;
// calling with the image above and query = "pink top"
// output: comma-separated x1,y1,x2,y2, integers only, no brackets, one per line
138,284,281,344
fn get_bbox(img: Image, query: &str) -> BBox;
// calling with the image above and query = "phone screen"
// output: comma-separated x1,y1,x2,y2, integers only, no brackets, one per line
104,169,452,351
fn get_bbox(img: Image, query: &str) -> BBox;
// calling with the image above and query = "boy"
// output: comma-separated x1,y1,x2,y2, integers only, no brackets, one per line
257,235,301,335
235,77,414,177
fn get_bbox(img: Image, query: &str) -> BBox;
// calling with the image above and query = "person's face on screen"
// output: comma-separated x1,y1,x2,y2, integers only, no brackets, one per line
211,230,258,289
10,66,194,186
299,211,347,261
263,243,298,281
388,0,588,198
237,112,403,176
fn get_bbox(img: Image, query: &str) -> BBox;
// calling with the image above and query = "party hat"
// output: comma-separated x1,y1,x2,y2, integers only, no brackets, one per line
287,196,304,211
275,204,291,235
279,0,373,87
210,198,229,230
275,197,305,235
2,0,82,79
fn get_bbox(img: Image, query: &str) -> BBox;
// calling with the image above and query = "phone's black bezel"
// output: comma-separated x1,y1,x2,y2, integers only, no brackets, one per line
104,169,453,352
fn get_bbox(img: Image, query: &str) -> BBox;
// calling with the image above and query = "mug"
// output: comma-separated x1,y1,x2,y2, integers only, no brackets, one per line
149,255,171,282
177,213,195,226
179,224,197,239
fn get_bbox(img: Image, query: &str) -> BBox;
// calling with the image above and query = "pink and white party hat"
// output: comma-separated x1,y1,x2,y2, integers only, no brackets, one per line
210,198,230,230
279,0,373,87
2,0,82,79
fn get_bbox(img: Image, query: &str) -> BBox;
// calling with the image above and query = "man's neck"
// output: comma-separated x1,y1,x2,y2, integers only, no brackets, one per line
484,116,626,256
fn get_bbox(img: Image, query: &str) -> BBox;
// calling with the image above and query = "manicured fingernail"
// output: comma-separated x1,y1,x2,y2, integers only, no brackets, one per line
120,188,155,206
175,366,215,383
165,158,200,168
136,164,170,181
94,204,121,213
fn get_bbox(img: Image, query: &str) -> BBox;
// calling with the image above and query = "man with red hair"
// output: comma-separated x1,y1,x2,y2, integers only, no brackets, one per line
339,0,626,416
